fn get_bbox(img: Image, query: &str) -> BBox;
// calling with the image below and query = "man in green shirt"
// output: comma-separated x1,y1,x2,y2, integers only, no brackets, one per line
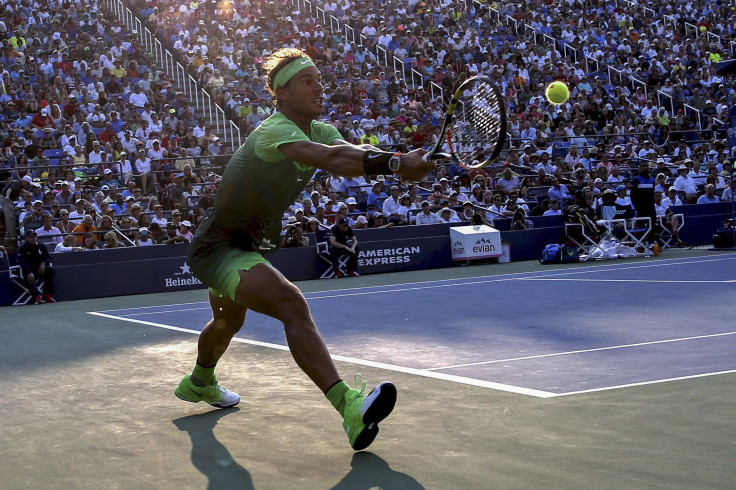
175,48,434,451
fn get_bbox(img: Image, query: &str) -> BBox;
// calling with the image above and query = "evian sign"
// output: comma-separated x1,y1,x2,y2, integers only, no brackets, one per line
165,262,203,288
450,225,502,261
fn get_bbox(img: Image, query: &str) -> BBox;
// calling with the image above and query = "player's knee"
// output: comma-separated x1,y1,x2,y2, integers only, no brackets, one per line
274,285,310,322
212,308,246,332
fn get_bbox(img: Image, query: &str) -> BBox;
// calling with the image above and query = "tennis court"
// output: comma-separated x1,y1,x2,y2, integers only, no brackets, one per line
2,249,735,489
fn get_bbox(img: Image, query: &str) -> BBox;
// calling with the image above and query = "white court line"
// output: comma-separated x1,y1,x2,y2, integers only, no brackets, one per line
98,300,213,313
97,254,736,316
519,278,736,284
91,252,736,398
523,254,736,278
427,330,736,371
119,306,211,317
304,253,736,295
87,311,556,399
553,370,736,397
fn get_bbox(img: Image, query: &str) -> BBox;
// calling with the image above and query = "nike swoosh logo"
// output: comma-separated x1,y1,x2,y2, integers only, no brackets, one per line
300,59,310,64
292,131,298,136
297,178,303,182
368,154,382,159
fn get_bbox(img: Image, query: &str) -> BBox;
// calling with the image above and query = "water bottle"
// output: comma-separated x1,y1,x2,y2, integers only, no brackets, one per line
653,242,660,257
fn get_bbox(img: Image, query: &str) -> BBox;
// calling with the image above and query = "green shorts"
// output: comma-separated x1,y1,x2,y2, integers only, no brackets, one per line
189,242,269,303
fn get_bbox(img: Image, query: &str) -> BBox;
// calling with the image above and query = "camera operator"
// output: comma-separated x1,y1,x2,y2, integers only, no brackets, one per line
281,217,309,248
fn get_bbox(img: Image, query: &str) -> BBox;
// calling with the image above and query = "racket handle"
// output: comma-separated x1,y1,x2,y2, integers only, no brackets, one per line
422,153,431,162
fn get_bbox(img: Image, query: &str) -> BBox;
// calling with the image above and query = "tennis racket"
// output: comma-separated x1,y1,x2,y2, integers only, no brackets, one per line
423,76,507,170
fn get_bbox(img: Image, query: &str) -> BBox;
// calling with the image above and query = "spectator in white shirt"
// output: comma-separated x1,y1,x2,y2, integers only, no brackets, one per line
415,201,439,224
128,86,149,108
663,187,684,207
673,165,699,203
88,141,106,166
135,153,153,194
381,185,402,221
135,120,151,142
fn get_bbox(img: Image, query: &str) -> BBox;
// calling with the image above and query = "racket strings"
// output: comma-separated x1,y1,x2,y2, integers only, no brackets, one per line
447,81,505,165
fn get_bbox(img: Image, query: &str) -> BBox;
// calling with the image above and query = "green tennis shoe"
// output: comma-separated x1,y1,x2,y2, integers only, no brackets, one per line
342,376,397,451
175,374,240,408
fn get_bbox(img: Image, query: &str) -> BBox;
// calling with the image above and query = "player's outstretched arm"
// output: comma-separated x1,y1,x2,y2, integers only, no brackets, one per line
279,140,434,182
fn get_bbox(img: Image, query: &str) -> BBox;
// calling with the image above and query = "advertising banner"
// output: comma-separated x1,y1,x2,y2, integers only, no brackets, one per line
450,225,503,260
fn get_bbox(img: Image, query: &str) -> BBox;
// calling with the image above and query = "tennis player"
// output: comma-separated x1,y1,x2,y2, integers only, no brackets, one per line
175,48,435,450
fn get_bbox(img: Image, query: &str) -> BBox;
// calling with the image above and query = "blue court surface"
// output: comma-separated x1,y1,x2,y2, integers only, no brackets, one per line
90,254,736,398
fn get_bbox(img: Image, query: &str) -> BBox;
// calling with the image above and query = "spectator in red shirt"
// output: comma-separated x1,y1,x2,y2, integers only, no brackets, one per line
99,121,116,144
31,107,54,129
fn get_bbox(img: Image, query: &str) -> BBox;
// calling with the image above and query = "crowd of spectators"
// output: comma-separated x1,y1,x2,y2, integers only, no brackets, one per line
2,0,736,255
135,0,734,230
0,0,227,248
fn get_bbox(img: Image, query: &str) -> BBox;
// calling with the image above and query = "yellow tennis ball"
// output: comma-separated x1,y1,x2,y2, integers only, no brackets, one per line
699,26,707,32
545,81,570,105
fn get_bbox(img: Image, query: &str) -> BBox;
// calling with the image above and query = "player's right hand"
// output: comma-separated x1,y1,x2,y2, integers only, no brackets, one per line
399,148,434,182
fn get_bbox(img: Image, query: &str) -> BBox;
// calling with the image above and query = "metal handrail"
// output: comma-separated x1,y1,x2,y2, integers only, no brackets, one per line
103,0,242,152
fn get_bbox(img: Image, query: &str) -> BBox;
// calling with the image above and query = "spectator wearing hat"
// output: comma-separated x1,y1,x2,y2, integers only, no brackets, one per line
100,168,121,190
68,199,88,224
596,189,620,223
151,203,168,230
207,136,222,156
351,215,368,230
17,229,56,305
663,187,684,208
344,196,360,215
39,128,57,150
304,216,321,234
654,173,668,194
348,119,365,142
116,152,133,185
282,217,309,248
30,107,54,130
170,209,184,229
136,227,155,247
614,184,634,210
673,165,698,203
329,217,359,278
366,181,387,211
162,222,187,244
437,207,460,224
177,220,194,242
457,201,475,222
21,199,47,236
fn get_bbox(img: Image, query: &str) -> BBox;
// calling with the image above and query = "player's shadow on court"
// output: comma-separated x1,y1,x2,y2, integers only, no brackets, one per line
172,408,254,490
330,451,425,489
